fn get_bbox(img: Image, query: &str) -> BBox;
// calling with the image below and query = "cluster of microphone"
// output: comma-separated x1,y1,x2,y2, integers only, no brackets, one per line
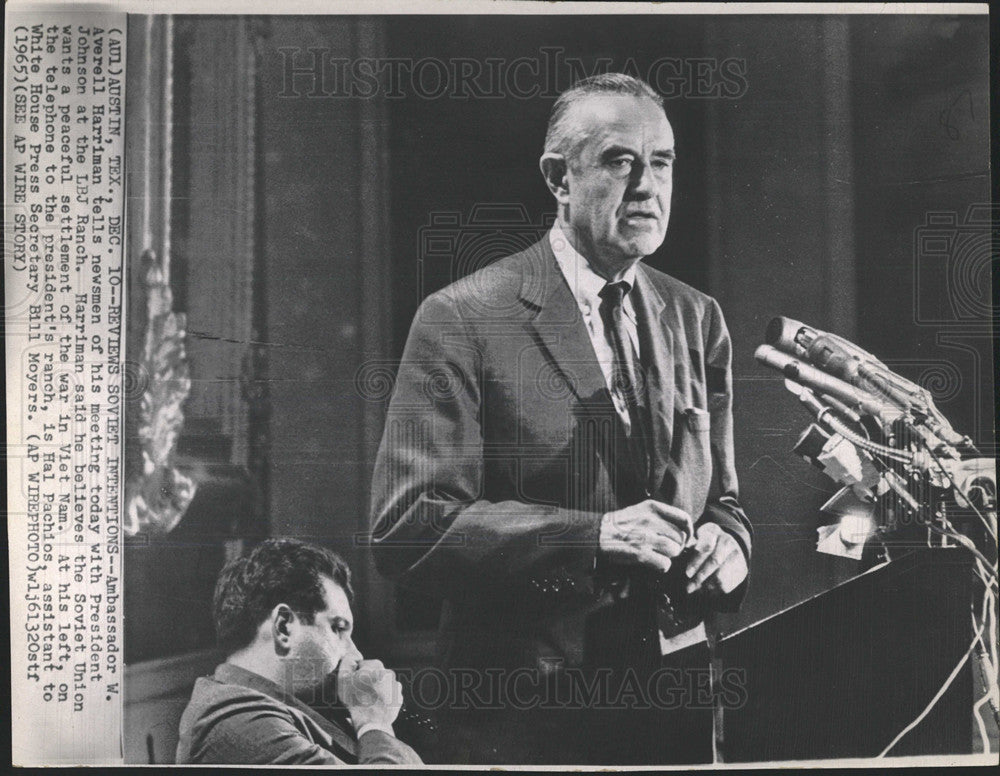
755,318,974,459
754,318,996,563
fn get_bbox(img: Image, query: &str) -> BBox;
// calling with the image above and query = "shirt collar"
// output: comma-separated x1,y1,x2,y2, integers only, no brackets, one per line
549,223,638,313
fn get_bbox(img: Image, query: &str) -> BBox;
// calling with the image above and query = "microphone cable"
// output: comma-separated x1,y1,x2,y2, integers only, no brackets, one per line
877,611,985,757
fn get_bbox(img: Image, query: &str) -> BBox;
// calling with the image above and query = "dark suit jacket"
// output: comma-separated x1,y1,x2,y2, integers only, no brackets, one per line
370,236,752,673
175,663,423,765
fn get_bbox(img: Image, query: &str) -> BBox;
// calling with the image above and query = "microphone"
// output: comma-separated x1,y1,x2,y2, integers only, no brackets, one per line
808,335,922,413
765,316,817,356
766,317,919,411
764,318,971,449
754,345,898,423
766,317,879,364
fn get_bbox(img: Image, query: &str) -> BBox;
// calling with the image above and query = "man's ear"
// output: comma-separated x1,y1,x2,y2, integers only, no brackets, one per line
271,604,295,655
540,153,570,204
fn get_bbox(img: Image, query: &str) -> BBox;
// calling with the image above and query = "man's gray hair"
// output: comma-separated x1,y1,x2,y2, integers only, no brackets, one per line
543,73,665,161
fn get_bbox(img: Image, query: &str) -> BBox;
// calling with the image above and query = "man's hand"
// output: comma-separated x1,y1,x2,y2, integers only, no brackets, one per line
337,657,404,735
599,500,694,574
683,522,748,595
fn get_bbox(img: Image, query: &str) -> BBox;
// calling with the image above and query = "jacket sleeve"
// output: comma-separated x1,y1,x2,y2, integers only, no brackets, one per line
183,698,423,765
184,701,345,765
357,730,424,765
700,297,753,609
368,290,603,597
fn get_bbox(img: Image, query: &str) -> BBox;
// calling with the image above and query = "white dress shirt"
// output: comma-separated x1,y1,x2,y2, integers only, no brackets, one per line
549,224,707,656
549,223,641,431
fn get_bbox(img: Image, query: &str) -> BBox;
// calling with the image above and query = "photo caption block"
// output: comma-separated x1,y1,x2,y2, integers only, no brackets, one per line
6,7,126,765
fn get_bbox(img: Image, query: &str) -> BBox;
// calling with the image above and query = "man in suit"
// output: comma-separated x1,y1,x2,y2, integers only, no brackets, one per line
370,73,751,764
176,538,422,765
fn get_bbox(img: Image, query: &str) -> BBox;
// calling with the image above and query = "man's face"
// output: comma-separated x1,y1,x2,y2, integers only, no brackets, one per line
560,94,675,267
287,576,358,698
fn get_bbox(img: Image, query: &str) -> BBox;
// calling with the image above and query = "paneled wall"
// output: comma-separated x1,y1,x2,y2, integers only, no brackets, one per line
851,16,992,450
255,17,390,653
704,15,991,631
703,16,863,630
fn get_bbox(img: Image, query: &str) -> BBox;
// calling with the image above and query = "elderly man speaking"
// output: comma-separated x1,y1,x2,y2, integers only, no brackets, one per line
370,73,752,765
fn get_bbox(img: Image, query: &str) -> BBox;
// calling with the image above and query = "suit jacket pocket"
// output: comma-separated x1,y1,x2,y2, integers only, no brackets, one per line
663,406,712,518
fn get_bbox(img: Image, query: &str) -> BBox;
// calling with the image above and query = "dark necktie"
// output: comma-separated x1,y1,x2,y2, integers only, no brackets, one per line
598,281,701,644
598,281,650,492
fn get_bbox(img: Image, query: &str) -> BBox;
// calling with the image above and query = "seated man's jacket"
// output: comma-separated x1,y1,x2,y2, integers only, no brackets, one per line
370,237,752,672
175,663,423,765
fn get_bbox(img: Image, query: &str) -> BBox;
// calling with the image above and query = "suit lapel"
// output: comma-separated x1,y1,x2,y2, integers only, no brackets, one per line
632,266,676,490
519,240,679,493
520,239,614,409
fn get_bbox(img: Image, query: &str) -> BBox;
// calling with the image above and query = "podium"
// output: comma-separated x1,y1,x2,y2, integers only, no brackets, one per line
717,549,975,762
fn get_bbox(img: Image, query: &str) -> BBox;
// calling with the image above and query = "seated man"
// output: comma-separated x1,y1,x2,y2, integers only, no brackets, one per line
176,538,422,765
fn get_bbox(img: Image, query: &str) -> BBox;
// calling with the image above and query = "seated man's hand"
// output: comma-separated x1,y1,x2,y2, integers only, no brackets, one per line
599,499,693,575
337,657,404,735
683,522,747,595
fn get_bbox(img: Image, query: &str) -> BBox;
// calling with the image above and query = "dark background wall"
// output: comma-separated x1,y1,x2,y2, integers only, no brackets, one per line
711,14,990,630
387,14,714,342
382,14,992,636
126,13,992,664
383,14,717,637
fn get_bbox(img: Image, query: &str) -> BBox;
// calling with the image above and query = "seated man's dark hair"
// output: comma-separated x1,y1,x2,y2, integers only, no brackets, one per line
212,537,353,653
